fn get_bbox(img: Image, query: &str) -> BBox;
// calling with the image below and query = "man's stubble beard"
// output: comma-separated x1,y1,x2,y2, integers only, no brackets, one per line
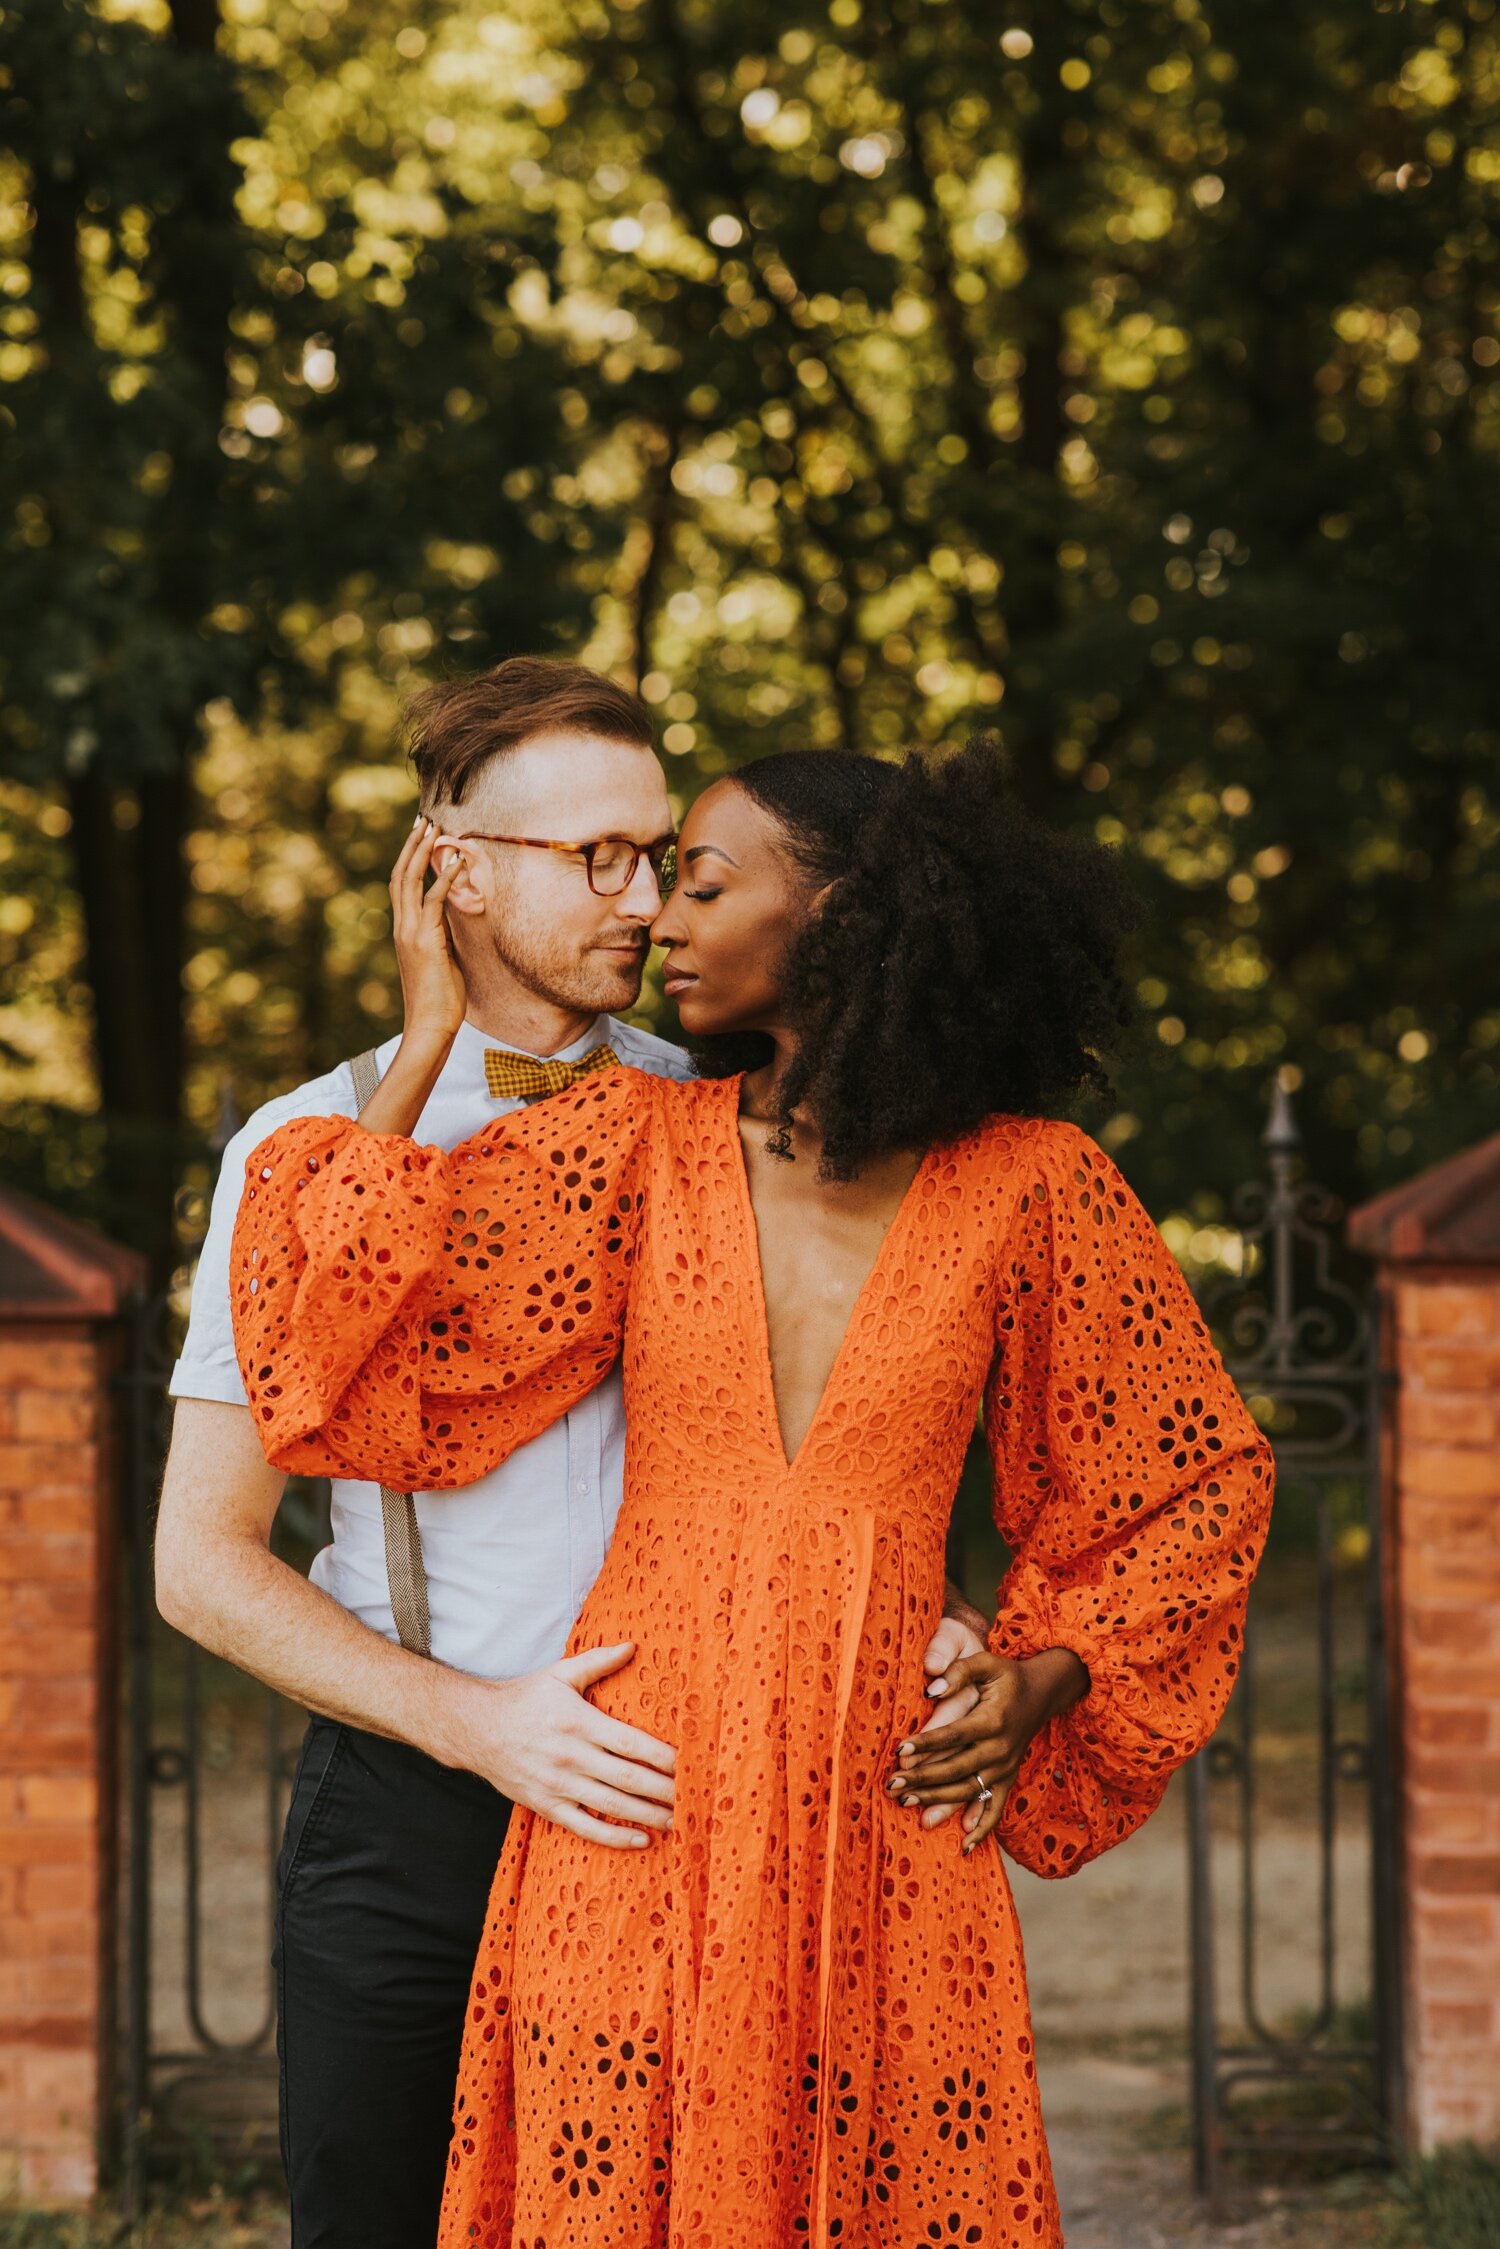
483,901,648,1018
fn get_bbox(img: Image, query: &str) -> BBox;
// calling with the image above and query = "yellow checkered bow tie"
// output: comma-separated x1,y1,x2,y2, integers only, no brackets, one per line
483,1043,620,1102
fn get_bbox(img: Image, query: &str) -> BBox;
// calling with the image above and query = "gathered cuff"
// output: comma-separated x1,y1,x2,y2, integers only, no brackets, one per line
990,1558,1182,1878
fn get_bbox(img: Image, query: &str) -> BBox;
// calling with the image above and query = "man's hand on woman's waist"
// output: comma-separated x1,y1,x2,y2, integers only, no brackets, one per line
432,1642,677,1849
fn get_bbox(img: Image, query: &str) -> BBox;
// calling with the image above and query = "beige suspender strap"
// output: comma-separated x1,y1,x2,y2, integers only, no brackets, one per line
348,1046,433,1659
378,1490,432,1662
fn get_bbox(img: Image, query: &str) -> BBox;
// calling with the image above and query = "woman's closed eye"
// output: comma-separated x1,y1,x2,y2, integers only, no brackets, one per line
681,885,722,902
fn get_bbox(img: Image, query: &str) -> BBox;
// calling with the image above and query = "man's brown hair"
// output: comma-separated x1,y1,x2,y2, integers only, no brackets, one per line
406,657,655,810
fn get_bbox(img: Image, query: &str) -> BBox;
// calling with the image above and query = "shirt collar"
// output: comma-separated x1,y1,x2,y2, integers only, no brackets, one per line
454,1015,613,1069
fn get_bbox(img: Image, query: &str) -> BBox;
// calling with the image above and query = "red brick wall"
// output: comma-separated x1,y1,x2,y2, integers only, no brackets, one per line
0,1324,117,2203
1392,1273,1500,2150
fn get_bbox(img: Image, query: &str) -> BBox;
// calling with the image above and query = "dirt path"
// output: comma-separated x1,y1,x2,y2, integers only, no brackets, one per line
1010,1774,1377,2247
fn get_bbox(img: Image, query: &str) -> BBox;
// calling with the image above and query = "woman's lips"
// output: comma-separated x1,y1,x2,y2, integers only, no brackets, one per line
662,966,698,997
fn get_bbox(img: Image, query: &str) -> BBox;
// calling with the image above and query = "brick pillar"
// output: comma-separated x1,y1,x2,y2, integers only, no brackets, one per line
0,1189,144,2205
1351,1136,1500,2152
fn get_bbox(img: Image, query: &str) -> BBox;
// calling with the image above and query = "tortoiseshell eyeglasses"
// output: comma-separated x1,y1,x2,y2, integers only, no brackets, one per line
455,832,678,898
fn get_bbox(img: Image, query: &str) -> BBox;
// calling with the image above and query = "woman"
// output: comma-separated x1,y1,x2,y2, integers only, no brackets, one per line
231,739,1273,2249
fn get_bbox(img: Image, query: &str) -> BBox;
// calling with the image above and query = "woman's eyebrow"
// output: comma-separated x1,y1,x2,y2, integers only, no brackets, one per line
684,844,740,867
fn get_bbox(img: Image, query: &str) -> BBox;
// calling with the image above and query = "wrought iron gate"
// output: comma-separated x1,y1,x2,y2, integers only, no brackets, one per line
119,1278,327,2203
1187,1082,1402,2199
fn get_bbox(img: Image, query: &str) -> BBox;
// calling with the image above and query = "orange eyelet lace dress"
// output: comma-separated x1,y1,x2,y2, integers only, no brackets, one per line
230,1070,1272,2249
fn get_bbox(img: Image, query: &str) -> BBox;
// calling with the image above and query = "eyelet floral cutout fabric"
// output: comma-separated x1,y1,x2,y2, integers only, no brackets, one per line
231,1071,1273,2249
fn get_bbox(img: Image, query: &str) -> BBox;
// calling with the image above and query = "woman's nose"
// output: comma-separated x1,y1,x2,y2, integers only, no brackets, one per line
651,895,684,948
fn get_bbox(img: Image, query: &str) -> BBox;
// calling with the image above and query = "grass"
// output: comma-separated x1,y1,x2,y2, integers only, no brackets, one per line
1167,2144,1500,2249
0,2191,285,2249
1379,2143,1500,2249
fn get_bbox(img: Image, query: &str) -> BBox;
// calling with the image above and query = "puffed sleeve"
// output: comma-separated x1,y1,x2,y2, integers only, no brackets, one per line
228,1069,656,1490
986,1120,1274,1878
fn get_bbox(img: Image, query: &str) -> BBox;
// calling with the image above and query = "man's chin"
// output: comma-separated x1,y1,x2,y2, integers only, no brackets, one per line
580,954,648,1012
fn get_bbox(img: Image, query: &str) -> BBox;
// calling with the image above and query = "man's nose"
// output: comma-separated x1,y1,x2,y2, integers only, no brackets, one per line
618,857,663,922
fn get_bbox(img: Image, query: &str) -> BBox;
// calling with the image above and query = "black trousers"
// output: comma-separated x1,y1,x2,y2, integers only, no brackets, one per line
275,1715,512,2249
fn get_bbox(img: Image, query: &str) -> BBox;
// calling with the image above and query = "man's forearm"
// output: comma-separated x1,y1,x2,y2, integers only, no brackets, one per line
155,1398,481,1769
942,1575,991,1639
165,1529,480,1768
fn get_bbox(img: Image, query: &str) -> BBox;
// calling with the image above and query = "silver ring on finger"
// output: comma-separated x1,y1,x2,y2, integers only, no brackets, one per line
974,1773,993,1807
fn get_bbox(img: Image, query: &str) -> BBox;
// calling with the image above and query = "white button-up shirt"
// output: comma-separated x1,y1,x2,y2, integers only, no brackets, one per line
169,1015,693,1679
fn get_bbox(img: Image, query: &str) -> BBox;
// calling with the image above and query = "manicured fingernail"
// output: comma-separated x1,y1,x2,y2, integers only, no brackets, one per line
898,1739,915,1756
926,1679,946,1697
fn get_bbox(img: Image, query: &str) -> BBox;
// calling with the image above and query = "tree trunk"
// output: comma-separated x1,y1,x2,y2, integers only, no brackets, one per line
65,768,189,1280
166,0,220,55
629,419,684,688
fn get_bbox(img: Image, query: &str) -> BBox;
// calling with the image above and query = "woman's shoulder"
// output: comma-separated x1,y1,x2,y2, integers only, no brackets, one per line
436,1061,661,1168
441,1061,726,1169
644,1069,738,1154
949,1113,1140,1222
952,1112,1104,1176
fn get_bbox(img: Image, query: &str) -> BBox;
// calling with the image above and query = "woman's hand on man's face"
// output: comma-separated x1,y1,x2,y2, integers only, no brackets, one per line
354,819,470,1135
390,816,468,1053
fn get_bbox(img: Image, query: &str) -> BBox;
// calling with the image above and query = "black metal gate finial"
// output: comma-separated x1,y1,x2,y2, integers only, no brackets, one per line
1263,1071,1301,1155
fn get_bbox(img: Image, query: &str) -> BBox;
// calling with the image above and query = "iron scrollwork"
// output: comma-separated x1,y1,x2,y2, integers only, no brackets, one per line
1187,1079,1401,2206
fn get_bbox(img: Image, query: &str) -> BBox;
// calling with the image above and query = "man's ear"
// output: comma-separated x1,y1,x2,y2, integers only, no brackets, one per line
432,837,488,917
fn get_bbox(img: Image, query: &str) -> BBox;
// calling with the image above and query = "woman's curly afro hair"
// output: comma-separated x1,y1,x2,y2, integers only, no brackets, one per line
690,734,1137,1181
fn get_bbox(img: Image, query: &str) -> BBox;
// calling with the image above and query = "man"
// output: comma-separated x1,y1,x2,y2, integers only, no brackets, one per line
156,656,986,2248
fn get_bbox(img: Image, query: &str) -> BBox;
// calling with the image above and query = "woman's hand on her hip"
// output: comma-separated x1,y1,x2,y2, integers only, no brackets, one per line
886,1645,1090,1855
911,1613,986,1833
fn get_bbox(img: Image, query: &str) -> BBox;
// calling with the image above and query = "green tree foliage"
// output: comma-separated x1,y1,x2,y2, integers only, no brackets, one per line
0,0,593,1264
0,0,1496,1277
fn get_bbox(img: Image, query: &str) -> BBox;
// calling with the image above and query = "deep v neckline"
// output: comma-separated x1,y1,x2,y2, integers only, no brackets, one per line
720,1077,935,1477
